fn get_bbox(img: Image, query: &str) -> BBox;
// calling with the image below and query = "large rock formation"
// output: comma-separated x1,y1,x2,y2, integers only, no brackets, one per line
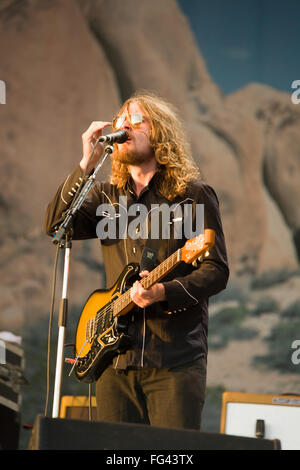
227,84,300,253
0,0,120,329
0,0,299,332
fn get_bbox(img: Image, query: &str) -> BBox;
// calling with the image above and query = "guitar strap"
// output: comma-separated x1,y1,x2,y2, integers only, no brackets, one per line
138,184,197,273
140,245,158,272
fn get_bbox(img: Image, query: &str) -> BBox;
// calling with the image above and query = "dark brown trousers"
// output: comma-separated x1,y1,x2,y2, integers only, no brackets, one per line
96,357,207,431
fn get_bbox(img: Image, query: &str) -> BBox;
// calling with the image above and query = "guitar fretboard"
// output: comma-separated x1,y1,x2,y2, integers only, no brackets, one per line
112,248,182,317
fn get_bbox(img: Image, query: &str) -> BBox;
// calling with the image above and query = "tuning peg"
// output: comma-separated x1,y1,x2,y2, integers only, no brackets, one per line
192,255,203,267
192,250,211,267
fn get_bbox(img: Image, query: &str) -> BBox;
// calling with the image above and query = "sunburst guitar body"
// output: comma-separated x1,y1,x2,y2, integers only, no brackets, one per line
73,229,215,383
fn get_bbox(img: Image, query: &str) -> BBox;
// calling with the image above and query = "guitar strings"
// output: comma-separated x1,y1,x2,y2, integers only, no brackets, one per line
77,235,207,367
76,249,177,364
92,250,181,333
76,234,206,363
74,249,178,369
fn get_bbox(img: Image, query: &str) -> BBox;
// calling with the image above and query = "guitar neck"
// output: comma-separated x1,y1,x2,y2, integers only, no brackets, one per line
113,248,182,317
141,248,182,288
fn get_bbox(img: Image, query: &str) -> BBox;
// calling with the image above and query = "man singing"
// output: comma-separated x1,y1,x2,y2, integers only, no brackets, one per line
44,91,229,430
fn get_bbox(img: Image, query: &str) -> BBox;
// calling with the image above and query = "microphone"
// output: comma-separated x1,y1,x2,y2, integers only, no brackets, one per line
98,130,129,144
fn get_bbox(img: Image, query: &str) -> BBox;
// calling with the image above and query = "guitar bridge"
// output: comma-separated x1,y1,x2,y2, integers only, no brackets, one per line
86,318,96,343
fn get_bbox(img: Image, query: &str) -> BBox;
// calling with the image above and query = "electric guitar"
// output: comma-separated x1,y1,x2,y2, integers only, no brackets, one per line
73,229,215,383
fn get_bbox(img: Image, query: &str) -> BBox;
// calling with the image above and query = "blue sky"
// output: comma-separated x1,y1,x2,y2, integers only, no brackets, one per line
178,0,299,94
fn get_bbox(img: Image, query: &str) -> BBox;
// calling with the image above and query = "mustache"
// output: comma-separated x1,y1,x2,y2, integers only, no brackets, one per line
125,129,151,141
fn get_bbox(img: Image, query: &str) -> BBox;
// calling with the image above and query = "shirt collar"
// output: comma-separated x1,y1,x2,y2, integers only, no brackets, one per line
126,170,163,197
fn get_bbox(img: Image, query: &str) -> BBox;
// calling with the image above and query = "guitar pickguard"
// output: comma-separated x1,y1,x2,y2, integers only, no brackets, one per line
74,263,139,383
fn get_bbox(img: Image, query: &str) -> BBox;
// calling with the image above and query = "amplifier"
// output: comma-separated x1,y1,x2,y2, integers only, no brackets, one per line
60,395,97,421
221,391,300,450
0,338,25,412
30,413,281,450
0,337,24,449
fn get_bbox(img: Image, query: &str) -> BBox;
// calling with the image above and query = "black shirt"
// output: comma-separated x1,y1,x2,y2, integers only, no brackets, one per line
44,165,229,369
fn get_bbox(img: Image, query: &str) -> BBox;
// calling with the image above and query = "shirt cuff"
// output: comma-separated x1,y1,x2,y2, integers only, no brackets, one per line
162,279,199,314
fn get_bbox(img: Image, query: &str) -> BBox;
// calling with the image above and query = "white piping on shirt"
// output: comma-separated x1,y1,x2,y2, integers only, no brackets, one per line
102,193,197,369
99,188,129,370
100,189,129,265
114,353,120,369
141,308,146,367
60,174,71,205
173,279,199,305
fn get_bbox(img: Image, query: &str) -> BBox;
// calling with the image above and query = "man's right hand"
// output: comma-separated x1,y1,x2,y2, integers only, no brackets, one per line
80,121,111,173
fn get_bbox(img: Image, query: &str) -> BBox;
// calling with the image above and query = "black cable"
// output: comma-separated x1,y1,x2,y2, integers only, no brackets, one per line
43,142,102,416
88,383,92,422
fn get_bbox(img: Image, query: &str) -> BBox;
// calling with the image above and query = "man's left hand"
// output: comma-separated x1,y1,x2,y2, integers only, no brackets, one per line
130,271,166,308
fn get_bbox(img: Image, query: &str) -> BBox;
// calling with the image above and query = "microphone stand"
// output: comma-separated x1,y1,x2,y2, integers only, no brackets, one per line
51,144,114,419
51,235,71,419
52,143,114,246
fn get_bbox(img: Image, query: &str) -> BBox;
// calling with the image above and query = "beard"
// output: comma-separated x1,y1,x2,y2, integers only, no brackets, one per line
115,146,154,166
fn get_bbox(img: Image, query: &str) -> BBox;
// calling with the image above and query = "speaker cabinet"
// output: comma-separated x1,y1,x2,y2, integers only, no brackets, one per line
0,339,24,449
0,405,20,450
29,414,280,450
60,395,97,421
221,392,300,450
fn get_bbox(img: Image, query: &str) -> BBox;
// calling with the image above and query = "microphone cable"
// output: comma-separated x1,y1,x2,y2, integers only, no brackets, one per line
44,131,112,417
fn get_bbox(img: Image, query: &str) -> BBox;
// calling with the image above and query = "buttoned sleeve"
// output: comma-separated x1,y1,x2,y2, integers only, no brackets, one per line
161,182,229,311
44,165,102,240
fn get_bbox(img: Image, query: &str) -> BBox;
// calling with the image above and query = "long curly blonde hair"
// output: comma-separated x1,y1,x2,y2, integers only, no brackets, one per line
110,91,201,200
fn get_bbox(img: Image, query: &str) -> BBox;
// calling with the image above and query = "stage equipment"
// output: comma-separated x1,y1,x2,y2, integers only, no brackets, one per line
220,391,300,450
49,144,114,418
29,413,280,450
0,339,25,449
60,395,97,421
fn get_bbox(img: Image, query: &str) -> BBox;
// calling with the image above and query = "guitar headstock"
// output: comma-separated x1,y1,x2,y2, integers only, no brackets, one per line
181,229,215,264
